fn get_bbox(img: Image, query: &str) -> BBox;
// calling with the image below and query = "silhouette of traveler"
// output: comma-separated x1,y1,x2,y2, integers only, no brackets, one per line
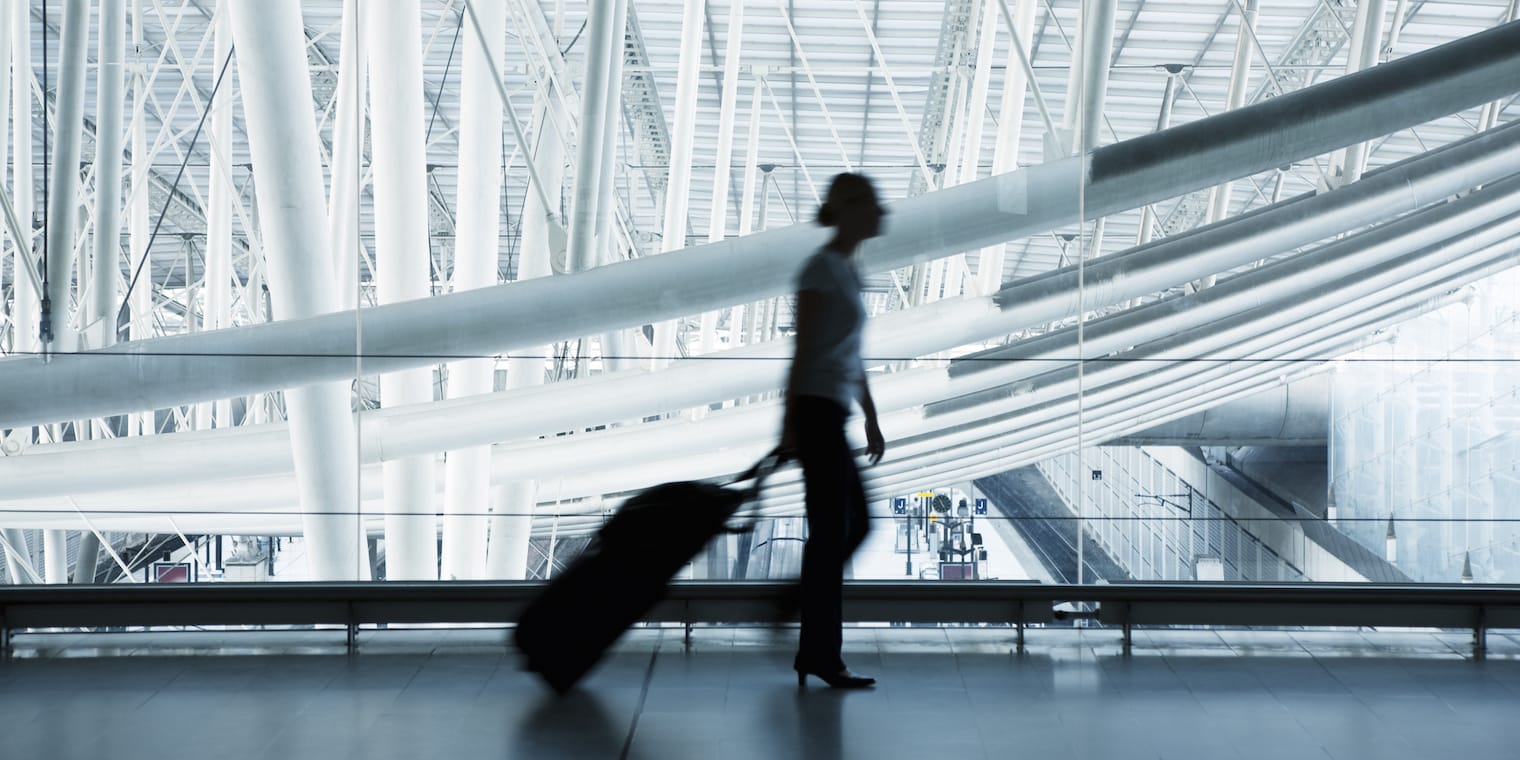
780,172,887,689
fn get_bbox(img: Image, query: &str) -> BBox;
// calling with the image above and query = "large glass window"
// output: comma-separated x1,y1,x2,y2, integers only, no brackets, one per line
0,0,1515,594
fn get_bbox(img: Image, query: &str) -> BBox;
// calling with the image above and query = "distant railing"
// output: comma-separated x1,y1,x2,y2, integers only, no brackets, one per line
2,581,1518,658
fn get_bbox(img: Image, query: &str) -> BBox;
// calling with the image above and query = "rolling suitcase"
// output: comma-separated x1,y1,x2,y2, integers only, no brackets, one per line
514,450,783,694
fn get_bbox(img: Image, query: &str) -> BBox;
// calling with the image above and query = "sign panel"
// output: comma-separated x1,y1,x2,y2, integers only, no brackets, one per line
973,498,988,516
892,497,908,515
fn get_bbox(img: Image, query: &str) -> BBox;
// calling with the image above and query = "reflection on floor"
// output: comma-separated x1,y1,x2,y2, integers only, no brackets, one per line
3,626,1519,759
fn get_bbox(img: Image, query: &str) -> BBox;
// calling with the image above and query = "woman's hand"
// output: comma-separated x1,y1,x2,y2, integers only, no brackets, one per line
864,416,886,465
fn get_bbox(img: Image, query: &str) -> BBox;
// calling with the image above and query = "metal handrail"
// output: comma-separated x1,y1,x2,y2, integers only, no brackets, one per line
3,580,1518,658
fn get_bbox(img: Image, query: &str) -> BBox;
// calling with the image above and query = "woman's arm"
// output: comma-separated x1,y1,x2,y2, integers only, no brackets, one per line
781,289,825,456
859,376,885,465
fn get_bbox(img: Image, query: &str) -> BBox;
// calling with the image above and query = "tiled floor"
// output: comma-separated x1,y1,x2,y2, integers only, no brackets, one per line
3,626,1519,759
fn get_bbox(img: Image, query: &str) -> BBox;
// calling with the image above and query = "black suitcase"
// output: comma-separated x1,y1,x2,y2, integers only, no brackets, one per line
514,451,782,694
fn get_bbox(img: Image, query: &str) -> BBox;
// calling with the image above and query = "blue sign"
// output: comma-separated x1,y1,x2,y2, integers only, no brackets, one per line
973,498,988,516
892,498,908,515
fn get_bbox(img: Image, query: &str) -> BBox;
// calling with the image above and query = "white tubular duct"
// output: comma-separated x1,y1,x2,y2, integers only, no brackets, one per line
8,118,1520,501
15,248,1487,535
7,21,1519,428
1108,374,1330,446
441,0,505,581
11,20,1520,428
7,170,1515,530
89,0,127,353
227,0,367,580
366,2,437,580
41,0,90,353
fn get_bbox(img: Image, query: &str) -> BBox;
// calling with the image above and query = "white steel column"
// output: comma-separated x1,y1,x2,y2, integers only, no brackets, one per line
565,0,618,275
128,0,151,436
0,0,9,361
43,529,67,583
594,0,629,373
651,0,706,370
41,0,90,355
366,2,437,580
1075,0,1117,154
728,76,763,352
1204,0,1257,226
442,0,505,581
89,0,126,353
976,0,1035,295
1135,69,1180,256
485,84,566,580
1339,0,1388,183
44,1,92,585
229,0,368,580
4,2,28,369
327,0,364,312
204,4,234,428
77,0,127,585
699,0,741,358
699,0,745,354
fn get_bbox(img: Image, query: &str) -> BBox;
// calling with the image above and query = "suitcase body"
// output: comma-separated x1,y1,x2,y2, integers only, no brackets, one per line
514,479,754,694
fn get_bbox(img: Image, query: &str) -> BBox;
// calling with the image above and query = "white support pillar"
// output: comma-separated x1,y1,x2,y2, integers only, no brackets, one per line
594,0,629,374
129,0,152,437
728,76,763,351
41,0,91,355
201,4,234,430
90,0,127,354
44,529,68,584
977,0,1035,296
229,0,368,580
3,2,27,371
565,0,618,275
1339,0,1388,183
698,0,745,357
1076,0,1117,154
78,0,127,586
651,0,706,370
485,64,567,579
327,0,364,312
3,529,33,584
367,2,437,580
1204,0,1257,226
1136,70,1180,248
442,0,505,581
0,0,9,362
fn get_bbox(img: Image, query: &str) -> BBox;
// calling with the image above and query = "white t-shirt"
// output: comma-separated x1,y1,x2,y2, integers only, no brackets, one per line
790,248,866,410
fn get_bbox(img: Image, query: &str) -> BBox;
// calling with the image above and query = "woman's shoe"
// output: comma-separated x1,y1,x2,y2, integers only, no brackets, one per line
794,665,876,689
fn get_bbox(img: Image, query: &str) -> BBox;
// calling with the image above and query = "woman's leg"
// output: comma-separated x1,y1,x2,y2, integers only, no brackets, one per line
795,397,852,671
842,453,870,560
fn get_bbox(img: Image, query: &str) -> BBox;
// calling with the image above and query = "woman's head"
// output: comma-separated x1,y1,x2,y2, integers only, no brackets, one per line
817,173,885,247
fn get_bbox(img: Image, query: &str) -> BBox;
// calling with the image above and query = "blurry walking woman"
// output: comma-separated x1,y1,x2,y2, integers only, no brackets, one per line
781,173,887,689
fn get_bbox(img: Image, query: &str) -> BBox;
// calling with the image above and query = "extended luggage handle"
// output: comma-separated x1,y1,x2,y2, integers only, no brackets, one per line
724,447,789,533
729,446,787,500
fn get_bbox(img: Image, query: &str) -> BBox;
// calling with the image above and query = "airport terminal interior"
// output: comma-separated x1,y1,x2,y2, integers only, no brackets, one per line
3,0,1520,757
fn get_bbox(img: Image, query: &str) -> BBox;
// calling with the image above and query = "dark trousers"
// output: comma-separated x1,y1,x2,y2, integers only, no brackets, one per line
793,395,870,670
